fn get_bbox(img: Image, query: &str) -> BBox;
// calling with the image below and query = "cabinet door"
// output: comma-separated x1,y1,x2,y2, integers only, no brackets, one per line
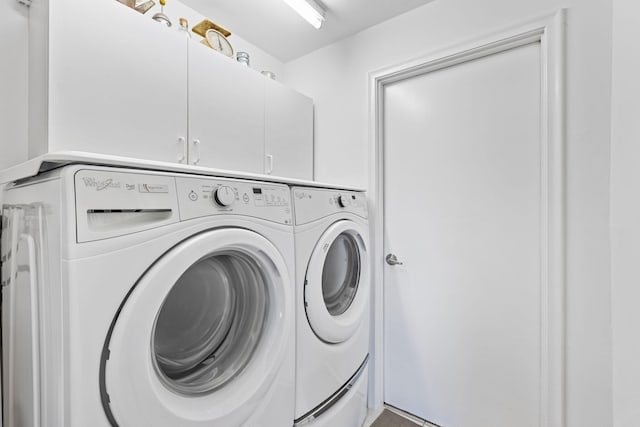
48,0,188,163
188,43,265,173
264,81,314,180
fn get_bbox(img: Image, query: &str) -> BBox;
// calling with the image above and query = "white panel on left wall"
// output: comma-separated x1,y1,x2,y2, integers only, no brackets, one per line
0,4,29,424
0,0,29,171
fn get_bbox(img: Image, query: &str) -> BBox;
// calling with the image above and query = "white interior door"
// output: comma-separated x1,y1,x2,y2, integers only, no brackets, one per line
383,42,542,427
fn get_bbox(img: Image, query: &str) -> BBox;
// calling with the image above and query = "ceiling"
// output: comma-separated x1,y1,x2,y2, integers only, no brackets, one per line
181,0,434,62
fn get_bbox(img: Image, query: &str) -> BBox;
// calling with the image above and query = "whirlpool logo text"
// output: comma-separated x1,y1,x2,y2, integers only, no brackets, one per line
82,177,122,191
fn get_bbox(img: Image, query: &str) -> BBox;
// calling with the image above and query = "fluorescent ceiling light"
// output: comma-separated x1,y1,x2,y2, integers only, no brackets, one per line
283,0,326,29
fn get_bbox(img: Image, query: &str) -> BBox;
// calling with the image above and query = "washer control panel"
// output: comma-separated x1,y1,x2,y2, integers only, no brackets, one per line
177,177,291,225
292,186,367,225
74,169,181,243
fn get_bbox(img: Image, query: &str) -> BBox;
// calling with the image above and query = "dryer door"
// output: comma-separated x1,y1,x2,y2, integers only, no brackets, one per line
304,220,370,344
101,228,292,427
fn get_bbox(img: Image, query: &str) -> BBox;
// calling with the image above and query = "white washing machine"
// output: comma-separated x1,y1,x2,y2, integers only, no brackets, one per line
1,165,295,426
292,186,370,427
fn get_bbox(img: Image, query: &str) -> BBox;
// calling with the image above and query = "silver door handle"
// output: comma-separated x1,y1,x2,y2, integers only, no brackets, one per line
177,137,186,163
266,154,274,175
192,139,201,165
386,254,403,266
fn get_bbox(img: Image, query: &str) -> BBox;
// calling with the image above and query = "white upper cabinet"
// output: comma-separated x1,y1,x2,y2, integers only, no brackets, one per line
188,42,265,173
265,81,314,180
28,0,313,179
32,0,189,163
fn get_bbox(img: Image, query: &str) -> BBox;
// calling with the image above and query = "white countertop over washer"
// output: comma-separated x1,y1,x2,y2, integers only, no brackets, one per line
0,151,365,191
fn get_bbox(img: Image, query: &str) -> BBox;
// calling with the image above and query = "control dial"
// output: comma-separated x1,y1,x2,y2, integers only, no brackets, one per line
338,195,350,208
213,185,235,207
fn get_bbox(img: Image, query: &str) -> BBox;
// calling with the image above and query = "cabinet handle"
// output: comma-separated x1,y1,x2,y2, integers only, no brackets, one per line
177,137,186,163
266,154,274,175
192,139,201,165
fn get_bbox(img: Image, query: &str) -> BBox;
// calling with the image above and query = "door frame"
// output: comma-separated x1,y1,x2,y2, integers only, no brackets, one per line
367,10,567,427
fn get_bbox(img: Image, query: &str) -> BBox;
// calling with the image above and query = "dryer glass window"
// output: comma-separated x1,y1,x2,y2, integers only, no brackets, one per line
152,250,269,396
322,233,361,316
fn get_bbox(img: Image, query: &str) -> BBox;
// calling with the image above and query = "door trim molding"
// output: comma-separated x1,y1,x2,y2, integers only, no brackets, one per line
367,10,566,427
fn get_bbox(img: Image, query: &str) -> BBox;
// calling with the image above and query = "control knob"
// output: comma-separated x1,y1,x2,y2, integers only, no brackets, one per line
213,185,235,207
337,195,350,208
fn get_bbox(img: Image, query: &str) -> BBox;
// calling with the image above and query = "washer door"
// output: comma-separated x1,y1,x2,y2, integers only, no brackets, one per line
101,228,292,427
305,220,370,344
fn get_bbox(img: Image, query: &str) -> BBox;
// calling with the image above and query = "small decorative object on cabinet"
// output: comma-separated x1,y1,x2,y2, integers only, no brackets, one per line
178,18,192,38
261,71,276,80
237,52,250,67
192,18,231,38
117,0,136,8
115,0,156,14
205,29,234,57
152,0,172,27
135,0,155,14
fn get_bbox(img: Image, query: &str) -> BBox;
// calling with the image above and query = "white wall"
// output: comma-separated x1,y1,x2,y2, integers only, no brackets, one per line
0,0,29,170
610,0,640,426
284,1,614,426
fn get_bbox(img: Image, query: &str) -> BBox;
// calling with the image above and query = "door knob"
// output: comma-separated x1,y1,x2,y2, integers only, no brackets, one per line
386,254,403,266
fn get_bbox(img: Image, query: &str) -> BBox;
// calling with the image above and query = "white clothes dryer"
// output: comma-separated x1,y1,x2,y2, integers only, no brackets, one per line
291,187,370,427
1,165,295,427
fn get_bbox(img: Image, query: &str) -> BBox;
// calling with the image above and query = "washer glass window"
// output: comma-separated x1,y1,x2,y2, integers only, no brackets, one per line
321,233,361,316
152,250,269,396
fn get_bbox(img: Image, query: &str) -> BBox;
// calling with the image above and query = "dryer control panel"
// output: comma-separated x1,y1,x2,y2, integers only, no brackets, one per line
292,186,367,225
176,177,292,225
